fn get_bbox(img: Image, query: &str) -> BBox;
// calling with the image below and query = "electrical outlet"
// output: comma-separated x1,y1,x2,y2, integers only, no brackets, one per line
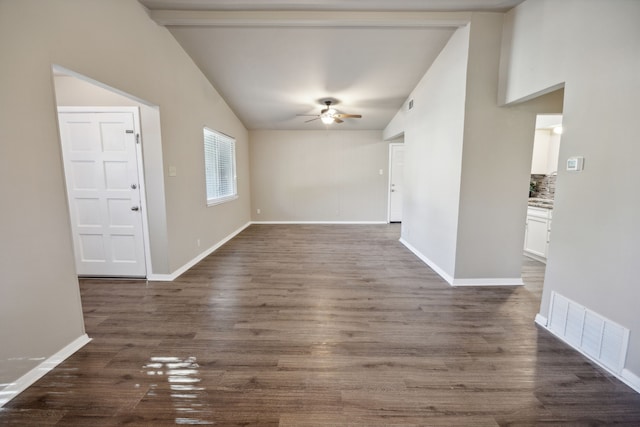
256,208,261,215
196,239,201,247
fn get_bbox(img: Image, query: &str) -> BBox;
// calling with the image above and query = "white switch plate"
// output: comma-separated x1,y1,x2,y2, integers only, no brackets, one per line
566,156,584,171
169,166,177,177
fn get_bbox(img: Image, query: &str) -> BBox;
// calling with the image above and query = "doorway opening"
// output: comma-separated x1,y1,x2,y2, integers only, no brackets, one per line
388,140,405,223
58,107,148,277
503,85,565,307
52,66,168,278
522,113,563,301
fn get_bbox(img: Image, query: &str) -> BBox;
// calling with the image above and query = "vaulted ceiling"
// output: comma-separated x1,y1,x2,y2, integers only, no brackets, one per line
139,0,525,130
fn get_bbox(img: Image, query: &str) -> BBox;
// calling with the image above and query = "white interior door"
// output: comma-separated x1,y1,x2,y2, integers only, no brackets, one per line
389,143,405,223
58,110,147,277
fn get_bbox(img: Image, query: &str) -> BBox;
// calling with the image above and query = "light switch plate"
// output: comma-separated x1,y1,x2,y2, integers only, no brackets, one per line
168,166,177,177
566,156,584,171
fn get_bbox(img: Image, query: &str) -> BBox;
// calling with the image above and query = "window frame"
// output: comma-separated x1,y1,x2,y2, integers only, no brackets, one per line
203,127,238,207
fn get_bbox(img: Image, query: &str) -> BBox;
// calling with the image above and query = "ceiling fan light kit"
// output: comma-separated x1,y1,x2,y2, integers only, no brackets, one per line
320,108,336,124
300,100,362,125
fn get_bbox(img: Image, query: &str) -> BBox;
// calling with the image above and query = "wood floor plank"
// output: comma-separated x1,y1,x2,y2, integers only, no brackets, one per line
1,224,639,425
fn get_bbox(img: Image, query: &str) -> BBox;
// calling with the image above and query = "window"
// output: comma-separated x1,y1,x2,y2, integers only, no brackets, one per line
203,127,237,206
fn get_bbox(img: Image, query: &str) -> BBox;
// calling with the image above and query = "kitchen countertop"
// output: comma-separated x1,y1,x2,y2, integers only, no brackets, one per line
528,197,553,209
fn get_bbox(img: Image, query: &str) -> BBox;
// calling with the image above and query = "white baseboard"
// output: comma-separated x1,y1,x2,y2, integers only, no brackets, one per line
251,221,387,225
147,221,251,281
147,221,386,281
399,237,455,284
523,251,547,264
0,334,91,407
621,369,640,394
451,277,523,286
399,238,523,287
534,313,548,327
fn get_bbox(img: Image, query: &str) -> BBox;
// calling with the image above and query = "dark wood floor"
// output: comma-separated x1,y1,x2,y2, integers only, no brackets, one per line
2,224,639,426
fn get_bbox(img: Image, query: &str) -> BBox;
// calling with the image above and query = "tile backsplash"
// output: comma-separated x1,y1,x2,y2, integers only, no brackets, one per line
530,173,556,199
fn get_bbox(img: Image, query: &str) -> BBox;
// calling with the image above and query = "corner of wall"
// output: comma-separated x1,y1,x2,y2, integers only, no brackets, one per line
0,335,91,408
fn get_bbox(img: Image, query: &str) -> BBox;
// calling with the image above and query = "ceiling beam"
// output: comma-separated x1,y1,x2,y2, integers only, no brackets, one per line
148,10,471,28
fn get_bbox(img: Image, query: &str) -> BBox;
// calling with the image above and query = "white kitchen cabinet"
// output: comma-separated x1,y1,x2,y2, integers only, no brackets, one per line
524,206,552,262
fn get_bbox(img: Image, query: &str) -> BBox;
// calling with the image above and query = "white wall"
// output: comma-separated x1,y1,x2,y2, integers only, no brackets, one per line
250,130,388,222
385,14,562,284
0,0,250,392
531,130,552,174
501,0,640,378
384,25,469,277
546,132,561,175
531,129,561,175
454,12,547,281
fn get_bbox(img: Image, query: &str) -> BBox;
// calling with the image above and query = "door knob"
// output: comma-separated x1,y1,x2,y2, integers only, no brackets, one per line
131,184,138,189
131,206,140,211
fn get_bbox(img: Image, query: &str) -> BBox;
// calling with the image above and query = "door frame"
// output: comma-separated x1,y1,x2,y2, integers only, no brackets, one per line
57,106,153,278
387,142,404,223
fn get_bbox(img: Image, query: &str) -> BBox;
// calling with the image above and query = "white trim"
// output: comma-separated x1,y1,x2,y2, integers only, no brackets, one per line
56,106,138,113
203,127,238,206
147,221,251,281
149,10,472,28
132,108,154,277
387,144,392,224
399,238,523,286
206,194,239,207
621,369,640,394
251,221,387,225
399,237,454,284
0,334,91,407
523,251,546,264
57,106,154,278
534,313,548,327
387,142,403,224
451,277,523,287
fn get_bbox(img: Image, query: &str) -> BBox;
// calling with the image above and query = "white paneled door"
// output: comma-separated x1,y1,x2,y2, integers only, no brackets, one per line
58,109,147,277
388,143,405,223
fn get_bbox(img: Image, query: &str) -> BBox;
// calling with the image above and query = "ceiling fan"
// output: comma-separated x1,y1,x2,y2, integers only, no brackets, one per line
298,100,362,124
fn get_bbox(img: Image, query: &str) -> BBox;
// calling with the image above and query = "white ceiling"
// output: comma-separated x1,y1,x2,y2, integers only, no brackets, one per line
139,0,525,130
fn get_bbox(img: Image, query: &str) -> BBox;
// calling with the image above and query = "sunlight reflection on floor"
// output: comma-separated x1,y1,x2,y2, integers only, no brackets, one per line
143,356,213,425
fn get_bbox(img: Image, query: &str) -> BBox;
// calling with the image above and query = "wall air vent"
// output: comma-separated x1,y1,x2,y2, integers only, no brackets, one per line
548,291,629,374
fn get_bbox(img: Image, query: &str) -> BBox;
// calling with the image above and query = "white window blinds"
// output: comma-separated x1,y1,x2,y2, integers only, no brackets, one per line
203,128,237,206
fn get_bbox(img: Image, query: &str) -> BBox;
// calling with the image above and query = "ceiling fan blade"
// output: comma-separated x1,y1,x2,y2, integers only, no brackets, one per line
334,118,344,124
333,114,362,119
304,117,320,123
296,114,319,117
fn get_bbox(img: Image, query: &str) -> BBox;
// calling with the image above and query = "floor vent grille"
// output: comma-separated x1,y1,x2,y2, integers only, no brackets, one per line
548,291,629,374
